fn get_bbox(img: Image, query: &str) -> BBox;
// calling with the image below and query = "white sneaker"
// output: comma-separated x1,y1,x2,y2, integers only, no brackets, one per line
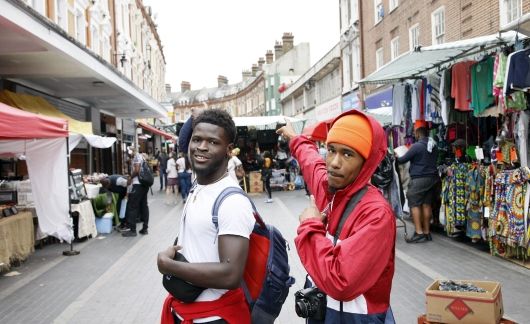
265,198,273,203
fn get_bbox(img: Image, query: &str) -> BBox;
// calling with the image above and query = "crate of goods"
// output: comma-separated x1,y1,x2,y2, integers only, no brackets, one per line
426,279,503,324
95,212,113,234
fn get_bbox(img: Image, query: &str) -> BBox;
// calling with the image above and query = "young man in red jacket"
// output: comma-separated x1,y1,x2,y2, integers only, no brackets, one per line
277,110,396,323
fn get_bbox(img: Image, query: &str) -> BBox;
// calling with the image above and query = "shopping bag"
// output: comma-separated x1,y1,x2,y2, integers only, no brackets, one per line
119,198,127,219
439,203,446,226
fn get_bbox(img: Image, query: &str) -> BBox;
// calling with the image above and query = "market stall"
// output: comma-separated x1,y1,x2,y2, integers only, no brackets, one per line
359,31,530,265
0,102,71,270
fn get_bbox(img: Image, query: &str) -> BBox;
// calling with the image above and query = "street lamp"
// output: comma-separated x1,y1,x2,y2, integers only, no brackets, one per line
113,53,127,67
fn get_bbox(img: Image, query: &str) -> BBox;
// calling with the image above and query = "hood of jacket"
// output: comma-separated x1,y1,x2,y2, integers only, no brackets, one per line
326,109,387,229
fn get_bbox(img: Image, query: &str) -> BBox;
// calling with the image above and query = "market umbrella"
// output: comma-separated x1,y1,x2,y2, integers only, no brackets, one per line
302,118,334,141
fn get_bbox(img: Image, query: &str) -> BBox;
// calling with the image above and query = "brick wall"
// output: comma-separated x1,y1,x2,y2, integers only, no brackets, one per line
361,0,528,84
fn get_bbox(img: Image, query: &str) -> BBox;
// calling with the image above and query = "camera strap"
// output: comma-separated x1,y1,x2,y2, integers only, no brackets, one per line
333,186,368,245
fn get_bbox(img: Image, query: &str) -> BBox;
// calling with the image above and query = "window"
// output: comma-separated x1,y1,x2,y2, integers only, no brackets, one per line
500,0,522,26
376,48,384,70
374,0,383,24
55,0,67,29
390,37,400,61
75,10,86,45
431,7,445,45
409,24,420,51
389,0,398,12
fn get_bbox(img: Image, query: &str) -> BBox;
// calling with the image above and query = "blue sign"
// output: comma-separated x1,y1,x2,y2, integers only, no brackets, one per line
365,86,393,110
342,90,359,112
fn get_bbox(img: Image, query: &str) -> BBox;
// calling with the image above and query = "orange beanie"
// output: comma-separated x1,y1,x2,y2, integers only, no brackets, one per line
414,120,428,130
326,114,372,159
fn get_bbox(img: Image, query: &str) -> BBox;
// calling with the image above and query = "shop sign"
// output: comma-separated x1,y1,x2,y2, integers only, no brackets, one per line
342,90,359,112
364,86,392,110
122,119,135,136
315,96,341,121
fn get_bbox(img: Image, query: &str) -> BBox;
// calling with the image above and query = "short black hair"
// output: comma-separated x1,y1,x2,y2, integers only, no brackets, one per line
415,127,428,137
192,108,237,143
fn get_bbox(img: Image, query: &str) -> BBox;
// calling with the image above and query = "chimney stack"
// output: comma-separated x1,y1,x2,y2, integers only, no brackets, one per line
181,81,191,93
217,75,228,88
251,64,259,76
258,57,265,70
274,41,283,60
282,32,294,53
265,50,274,64
242,70,252,80
165,83,172,94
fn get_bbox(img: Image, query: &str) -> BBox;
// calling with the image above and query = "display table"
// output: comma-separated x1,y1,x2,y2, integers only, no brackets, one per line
71,200,97,239
0,211,35,272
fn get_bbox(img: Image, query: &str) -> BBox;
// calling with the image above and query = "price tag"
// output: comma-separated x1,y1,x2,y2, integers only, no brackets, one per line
475,147,484,160
483,207,490,218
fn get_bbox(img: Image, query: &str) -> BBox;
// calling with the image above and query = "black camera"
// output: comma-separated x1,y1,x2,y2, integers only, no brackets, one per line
294,287,327,320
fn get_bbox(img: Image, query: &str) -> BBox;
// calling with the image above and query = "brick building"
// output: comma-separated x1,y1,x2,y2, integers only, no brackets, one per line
359,0,529,97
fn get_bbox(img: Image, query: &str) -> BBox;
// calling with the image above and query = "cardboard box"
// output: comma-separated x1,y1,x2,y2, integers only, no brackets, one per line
426,280,503,324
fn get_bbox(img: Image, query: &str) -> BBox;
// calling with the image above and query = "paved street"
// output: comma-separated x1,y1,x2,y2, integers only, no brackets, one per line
1,186,529,323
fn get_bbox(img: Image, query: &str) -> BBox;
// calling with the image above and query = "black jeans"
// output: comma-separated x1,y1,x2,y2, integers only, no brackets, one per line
125,184,149,232
264,176,272,199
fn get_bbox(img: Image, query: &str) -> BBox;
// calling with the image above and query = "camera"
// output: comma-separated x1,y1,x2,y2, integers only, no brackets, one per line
294,287,327,320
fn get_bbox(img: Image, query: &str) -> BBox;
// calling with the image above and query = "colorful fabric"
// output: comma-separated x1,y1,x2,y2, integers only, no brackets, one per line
466,165,483,240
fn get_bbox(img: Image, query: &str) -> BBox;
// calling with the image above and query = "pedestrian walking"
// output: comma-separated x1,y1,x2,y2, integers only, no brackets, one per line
176,153,192,203
277,110,396,323
121,148,150,237
261,151,273,203
157,148,169,190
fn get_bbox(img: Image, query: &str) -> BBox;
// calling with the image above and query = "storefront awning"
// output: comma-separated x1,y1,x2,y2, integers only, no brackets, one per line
138,122,175,140
359,31,524,85
0,0,166,118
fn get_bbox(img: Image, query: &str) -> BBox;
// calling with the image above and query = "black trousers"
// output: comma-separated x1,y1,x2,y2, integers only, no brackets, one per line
125,184,149,232
159,169,168,189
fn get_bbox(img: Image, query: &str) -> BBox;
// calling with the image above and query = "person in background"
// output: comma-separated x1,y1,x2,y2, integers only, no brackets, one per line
121,147,150,237
100,174,128,230
157,108,254,323
166,152,178,195
157,148,169,191
176,153,192,203
227,147,244,183
261,151,273,203
277,109,396,323
396,120,439,243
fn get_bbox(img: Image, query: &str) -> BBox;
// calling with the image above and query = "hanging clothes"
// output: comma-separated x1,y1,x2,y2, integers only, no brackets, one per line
466,164,484,240
451,61,476,112
515,111,530,168
489,167,530,259
392,83,407,126
442,163,469,235
426,73,442,123
503,48,530,96
470,56,495,116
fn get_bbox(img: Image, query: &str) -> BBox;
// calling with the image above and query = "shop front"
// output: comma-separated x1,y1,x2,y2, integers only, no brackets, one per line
359,31,530,266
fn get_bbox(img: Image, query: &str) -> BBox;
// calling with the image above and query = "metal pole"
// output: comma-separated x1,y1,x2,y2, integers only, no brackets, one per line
63,137,79,256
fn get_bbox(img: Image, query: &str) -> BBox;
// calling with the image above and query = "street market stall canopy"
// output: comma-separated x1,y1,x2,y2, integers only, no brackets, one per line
0,102,72,243
138,122,176,140
302,118,333,141
232,115,305,135
359,31,524,85
0,90,116,149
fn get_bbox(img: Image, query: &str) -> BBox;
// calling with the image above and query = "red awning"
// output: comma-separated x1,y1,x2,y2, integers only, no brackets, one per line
0,102,68,139
302,118,334,141
138,122,175,140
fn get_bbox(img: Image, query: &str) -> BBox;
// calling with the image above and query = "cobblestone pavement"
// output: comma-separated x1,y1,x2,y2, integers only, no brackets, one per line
1,186,528,323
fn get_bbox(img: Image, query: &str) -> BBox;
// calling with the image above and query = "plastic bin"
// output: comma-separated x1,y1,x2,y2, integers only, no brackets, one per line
95,212,113,234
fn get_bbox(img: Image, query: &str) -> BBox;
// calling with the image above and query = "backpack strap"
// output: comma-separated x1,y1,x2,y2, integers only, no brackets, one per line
333,186,368,245
211,186,265,232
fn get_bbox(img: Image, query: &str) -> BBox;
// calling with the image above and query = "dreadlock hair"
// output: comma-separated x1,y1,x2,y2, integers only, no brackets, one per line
192,108,237,144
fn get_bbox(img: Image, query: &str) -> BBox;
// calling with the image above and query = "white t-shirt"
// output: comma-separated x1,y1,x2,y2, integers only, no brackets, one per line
167,158,178,178
176,157,186,173
176,176,255,321
227,156,242,182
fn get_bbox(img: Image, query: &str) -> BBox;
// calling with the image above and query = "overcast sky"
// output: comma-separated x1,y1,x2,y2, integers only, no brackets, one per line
142,0,339,91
